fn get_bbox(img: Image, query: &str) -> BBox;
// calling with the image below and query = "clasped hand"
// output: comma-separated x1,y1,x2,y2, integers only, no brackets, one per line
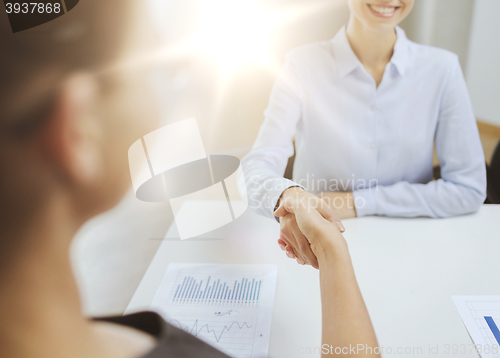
274,188,356,269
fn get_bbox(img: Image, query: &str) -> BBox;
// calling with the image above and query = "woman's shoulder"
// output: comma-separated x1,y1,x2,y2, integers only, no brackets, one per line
283,40,335,70
94,312,231,358
285,39,334,61
407,39,460,70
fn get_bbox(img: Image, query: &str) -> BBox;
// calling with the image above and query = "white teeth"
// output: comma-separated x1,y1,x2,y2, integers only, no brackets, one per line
370,5,397,15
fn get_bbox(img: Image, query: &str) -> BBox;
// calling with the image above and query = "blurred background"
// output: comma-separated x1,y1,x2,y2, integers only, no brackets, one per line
72,0,500,316
144,0,500,159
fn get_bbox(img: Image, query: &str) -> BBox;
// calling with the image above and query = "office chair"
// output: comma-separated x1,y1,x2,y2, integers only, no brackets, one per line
487,140,500,204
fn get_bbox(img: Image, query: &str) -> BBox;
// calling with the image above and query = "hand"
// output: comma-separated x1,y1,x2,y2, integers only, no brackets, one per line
277,196,379,356
276,187,345,269
319,191,357,219
275,195,347,262
279,213,316,267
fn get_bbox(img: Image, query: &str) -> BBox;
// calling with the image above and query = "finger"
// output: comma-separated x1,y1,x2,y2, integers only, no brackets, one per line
281,202,330,244
274,197,305,218
316,201,345,232
274,199,291,217
285,245,296,259
311,195,345,232
279,228,289,243
280,215,309,263
281,240,295,258
277,239,286,251
287,235,309,264
289,216,319,269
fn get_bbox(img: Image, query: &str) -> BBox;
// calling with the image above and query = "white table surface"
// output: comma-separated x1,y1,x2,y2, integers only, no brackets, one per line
124,203,500,358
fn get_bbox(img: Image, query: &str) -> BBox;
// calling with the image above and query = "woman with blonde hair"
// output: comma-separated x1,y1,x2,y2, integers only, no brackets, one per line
1,1,380,357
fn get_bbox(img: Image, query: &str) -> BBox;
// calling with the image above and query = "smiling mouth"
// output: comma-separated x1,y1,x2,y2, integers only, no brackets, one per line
368,4,401,17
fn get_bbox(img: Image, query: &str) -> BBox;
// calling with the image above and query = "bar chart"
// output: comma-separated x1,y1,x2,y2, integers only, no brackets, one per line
150,263,277,358
169,272,263,306
485,316,500,346
454,296,500,358
467,300,500,356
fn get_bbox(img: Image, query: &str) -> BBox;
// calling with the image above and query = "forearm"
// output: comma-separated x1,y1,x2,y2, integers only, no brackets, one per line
317,242,379,357
238,158,300,218
353,178,485,218
276,199,379,356
238,55,303,218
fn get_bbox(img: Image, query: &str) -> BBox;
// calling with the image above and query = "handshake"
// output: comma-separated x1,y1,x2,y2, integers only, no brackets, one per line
274,187,357,269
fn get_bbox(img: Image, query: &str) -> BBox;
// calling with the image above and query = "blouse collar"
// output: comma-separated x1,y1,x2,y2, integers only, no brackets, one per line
331,25,410,78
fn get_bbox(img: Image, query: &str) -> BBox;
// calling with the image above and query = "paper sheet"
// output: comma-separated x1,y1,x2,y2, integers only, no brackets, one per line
150,263,277,358
453,296,500,358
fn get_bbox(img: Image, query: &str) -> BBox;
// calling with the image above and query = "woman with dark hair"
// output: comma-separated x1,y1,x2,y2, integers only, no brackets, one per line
0,1,379,357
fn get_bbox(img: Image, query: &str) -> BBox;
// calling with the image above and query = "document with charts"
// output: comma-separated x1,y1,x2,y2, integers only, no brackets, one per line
150,263,278,358
453,296,500,358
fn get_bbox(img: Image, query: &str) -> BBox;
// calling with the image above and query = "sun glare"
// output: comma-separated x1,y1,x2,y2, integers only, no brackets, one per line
191,0,281,79
115,0,342,87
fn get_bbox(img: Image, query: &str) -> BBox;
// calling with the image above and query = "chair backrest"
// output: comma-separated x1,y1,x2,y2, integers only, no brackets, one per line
487,140,500,204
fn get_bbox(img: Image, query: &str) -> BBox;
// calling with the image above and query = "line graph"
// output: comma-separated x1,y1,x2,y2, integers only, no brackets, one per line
169,318,253,343
167,314,256,358
150,264,277,358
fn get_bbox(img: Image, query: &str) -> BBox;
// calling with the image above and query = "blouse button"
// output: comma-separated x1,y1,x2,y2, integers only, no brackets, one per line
370,143,376,149
371,106,377,111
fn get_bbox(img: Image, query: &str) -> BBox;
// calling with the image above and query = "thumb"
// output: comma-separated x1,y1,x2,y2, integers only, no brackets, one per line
274,197,297,217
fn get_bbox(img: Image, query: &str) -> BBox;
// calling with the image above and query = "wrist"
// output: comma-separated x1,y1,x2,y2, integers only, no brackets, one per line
282,186,305,200
313,231,350,265
277,186,304,210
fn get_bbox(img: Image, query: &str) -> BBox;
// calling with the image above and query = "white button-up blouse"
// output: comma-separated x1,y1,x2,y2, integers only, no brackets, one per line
239,26,486,218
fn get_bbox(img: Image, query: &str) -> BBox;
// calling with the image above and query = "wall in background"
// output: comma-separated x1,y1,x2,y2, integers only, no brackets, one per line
151,0,499,156
401,0,500,128
149,0,350,155
400,0,474,71
466,0,500,127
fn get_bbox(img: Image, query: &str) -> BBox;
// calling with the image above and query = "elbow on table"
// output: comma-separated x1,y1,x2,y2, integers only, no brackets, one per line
438,185,486,218
464,187,486,214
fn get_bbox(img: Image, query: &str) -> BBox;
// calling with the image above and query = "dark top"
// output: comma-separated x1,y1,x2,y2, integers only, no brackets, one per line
95,312,231,358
